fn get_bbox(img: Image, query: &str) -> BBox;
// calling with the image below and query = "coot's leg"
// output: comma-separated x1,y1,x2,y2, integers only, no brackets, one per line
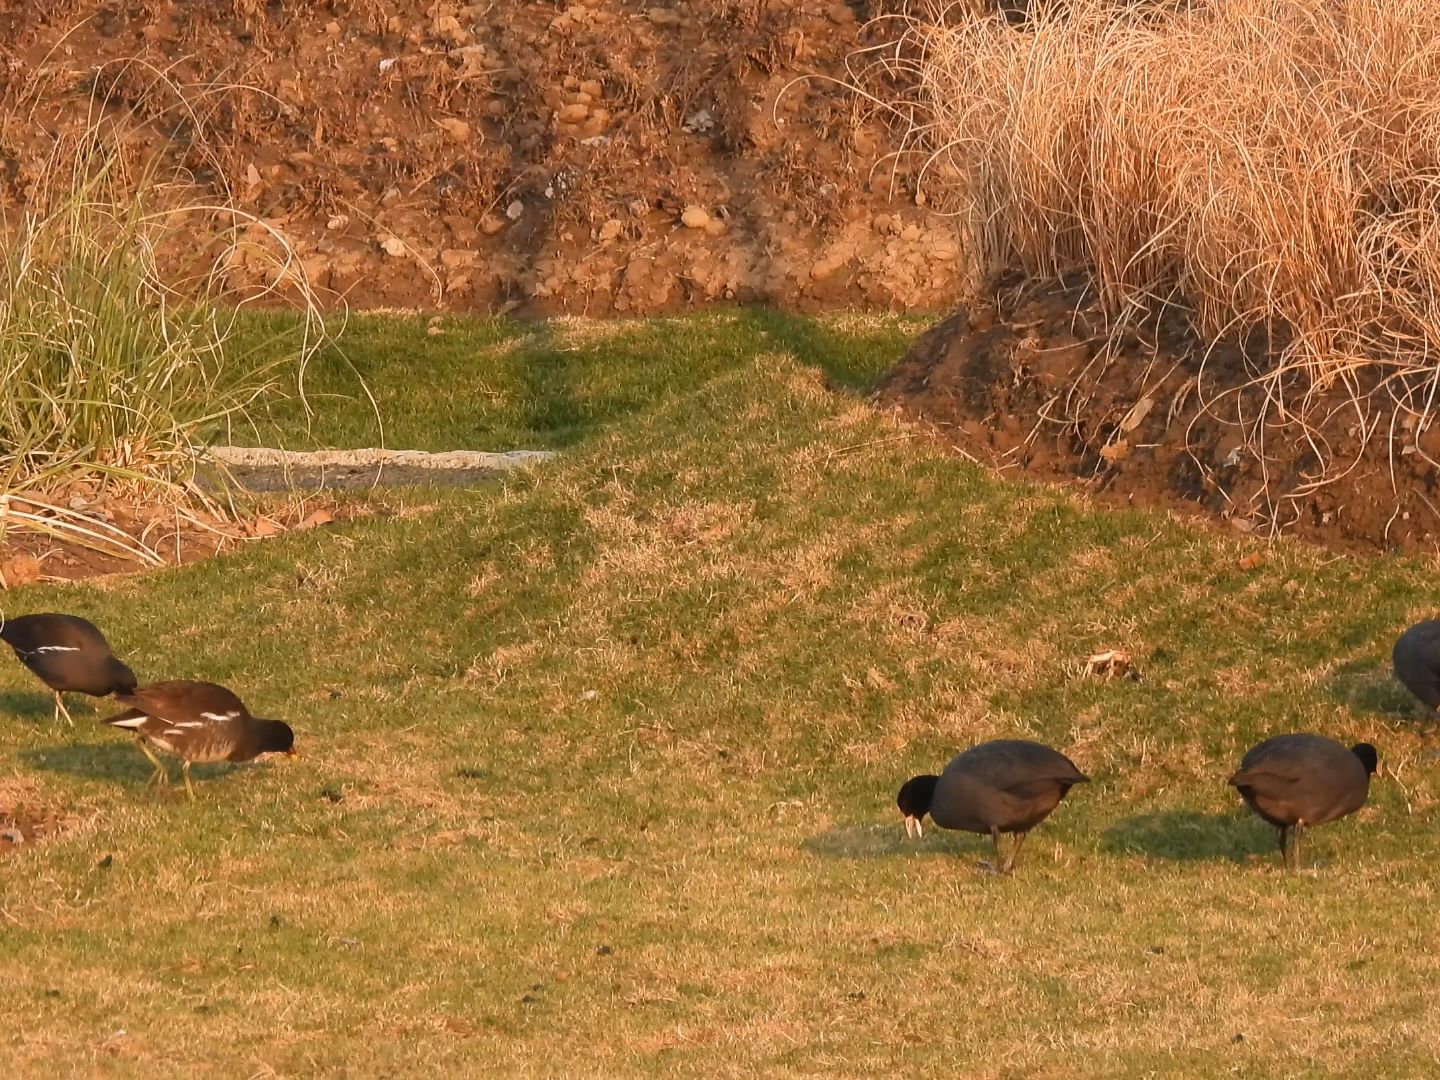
1003,830,1028,874
980,826,1004,874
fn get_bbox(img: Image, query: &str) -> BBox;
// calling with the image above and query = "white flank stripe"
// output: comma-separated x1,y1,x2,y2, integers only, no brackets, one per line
171,721,205,729
109,717,148,729
33,646,81,653
201,712,240,723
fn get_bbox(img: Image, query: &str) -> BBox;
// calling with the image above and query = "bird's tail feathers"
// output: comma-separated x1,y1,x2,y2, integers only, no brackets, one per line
103,708,149,729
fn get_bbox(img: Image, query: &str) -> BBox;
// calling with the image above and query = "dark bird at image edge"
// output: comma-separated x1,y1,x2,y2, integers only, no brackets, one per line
0,612,137,725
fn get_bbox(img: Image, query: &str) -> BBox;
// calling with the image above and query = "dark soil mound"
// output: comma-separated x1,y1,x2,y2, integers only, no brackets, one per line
878,276,1440,554
1,2,965,315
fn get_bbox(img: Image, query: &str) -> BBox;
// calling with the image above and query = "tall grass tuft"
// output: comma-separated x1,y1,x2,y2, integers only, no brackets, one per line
866,0,1440,425
0,126,325,559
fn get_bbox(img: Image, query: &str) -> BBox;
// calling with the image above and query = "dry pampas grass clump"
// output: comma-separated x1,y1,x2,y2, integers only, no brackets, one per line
861,0,1440,424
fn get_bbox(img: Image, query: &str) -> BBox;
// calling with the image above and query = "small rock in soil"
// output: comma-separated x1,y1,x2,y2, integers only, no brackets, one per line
438,117,471,142
683,108,715,134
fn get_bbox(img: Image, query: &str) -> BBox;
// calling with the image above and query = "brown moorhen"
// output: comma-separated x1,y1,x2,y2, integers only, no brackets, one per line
104,680,297,800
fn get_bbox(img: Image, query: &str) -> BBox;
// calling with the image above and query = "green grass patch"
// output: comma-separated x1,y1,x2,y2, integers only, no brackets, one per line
1,312,1437,1076
240,309,927,451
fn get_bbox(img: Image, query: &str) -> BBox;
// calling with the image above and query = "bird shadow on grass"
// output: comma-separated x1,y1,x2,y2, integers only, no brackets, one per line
19,743,236,790
1101,810,1277,863
0,690,55,723
0,691,121,726
1325,659,1425,723
803,823,986,861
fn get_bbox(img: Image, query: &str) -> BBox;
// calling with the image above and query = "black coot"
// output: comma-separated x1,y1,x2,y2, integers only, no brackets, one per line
1393,620,1440,714
897,739,1089,874
1228,733,1377,869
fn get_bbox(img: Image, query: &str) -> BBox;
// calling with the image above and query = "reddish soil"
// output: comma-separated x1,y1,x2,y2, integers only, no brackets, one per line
0,1,966,315
878,275,1440,555
0,490,357,588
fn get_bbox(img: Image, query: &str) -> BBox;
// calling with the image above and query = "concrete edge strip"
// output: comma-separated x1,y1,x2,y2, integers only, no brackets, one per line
201,446,558,471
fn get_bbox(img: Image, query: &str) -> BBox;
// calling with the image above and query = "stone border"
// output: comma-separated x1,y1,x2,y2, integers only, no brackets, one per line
202,446,557,470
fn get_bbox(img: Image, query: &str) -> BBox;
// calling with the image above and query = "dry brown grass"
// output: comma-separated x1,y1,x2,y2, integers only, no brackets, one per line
863,0,1440,432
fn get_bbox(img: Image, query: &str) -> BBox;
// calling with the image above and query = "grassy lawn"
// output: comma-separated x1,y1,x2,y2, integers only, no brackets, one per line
2,309,1439,1077
237,309,919,451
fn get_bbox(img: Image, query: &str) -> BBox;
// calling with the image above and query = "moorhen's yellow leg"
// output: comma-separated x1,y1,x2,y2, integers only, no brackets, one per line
182,761,195,802
136,739,170,788
53,692,75,727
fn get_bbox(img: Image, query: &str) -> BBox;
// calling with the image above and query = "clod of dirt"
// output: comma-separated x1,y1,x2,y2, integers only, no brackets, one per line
0,805,64,855
438,117,471,143
0,554,42,589
248,514,284,538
